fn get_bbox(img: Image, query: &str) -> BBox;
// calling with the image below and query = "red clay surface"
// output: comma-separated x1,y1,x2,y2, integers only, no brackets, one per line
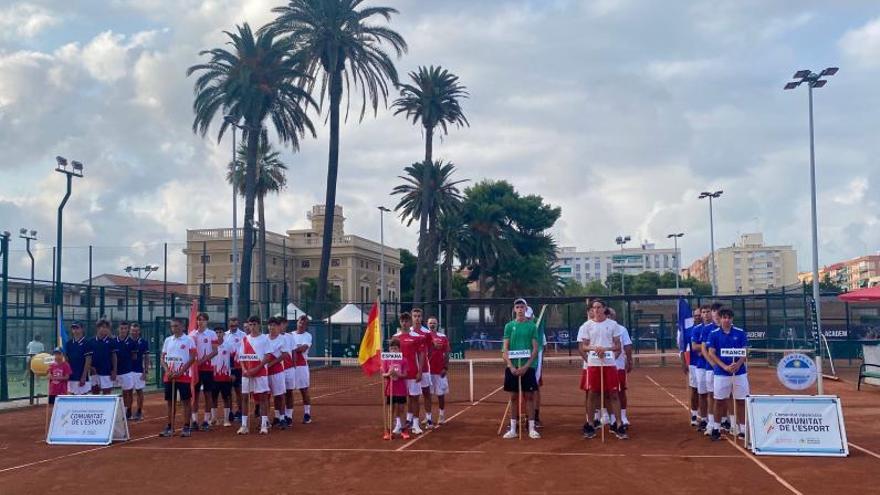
1,361,879,494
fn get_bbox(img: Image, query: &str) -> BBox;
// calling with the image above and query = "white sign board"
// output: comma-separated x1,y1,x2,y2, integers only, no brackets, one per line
381,352,403,360
507,349,531,360
586,350,616,367
747,395,848,457
47,395,130,445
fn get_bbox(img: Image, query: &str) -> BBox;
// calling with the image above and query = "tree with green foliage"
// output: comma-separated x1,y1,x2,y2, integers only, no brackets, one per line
188,23,316,318
268,0,406,317
227,134,287,316
392,65,469,305
398,249,417,306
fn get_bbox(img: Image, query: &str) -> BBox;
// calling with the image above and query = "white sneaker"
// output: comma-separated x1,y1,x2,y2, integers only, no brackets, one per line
502,429,518,439
529,429,541,439
730,424,740,436
411,424,424,435
259,426,269,435
439,413,446,424
223,419,232,427
236,426,248,435
392,425,402,435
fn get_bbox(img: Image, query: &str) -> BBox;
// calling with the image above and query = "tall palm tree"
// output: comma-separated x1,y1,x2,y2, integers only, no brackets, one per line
188,23,316,319
227,134,288,318
268,0,406,317
392,65,469,305
392,160,467,311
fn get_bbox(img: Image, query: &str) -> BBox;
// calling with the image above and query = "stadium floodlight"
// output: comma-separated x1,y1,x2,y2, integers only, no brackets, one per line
784,81,800,90
793,70,811,79
55,156,68,168
784,67,839,394
698,190,723,295
71,161,84,177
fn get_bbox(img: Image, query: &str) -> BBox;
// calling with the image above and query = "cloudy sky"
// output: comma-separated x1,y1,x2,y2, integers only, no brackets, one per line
2,0,879,284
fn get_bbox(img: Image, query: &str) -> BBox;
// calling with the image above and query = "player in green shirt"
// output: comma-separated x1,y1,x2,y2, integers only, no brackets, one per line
501,298,540,439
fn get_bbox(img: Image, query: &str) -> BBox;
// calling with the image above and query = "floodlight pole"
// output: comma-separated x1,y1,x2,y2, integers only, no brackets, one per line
785,68,837,395
699,191,722,296
0,231,10,400
20,230,36,338
54,158,82,348
667,233,684,291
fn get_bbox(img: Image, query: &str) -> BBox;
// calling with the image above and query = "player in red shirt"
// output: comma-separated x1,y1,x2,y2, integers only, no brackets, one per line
394,312,425,435
47,348,71,405
426,317,450,424
411,308,434,428
210,326,235,427
237,316,272,435
189,312,219,431
383,338,409,440
160,318,197,437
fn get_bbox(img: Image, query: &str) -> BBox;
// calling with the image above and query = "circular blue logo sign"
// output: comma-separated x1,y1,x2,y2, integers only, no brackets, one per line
776,353,818,390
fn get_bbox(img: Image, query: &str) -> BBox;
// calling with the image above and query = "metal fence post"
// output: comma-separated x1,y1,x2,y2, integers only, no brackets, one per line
0,233,9,401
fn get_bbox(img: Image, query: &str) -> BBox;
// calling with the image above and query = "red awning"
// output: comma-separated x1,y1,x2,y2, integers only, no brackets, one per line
838,286,880,302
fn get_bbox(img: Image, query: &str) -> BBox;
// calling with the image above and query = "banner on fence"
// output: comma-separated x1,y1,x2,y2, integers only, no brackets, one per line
747,395,848,457
46,395,130,445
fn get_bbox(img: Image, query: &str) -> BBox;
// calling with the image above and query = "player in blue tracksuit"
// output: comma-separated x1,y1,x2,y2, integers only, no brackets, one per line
690,305,710,432
699,304,722,436
681,308,703,427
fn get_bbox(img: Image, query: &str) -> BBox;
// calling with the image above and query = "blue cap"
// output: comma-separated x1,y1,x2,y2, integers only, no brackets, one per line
70,321,82,329
53,347,63,353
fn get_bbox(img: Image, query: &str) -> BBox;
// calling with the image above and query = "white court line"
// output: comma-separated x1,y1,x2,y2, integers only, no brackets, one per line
848,442,880,460
395,385,504,451
645,375,804,495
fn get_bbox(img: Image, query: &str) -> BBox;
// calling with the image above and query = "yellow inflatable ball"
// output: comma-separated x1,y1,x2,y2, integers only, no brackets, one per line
29,353,53,376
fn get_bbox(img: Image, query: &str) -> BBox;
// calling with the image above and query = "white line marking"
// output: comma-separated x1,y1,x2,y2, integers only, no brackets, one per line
396,385,504,451
645,375,804,495
848,442,880,460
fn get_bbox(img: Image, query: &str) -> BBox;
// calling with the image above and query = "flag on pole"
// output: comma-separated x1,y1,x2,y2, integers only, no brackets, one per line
358,300,383,376
187,300,200,400
57,318,68,349
677,298,693,365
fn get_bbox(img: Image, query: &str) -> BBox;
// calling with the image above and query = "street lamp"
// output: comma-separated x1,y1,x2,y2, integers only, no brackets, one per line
19,229,37,340
615,235,631,295
124,264,159,288
785,66,838,394
698,191,723,295
54,156,84,348
224,114,241,317
666,233,684,291
378,206,391,339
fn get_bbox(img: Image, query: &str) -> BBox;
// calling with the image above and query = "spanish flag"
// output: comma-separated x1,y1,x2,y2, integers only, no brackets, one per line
358,300,383,376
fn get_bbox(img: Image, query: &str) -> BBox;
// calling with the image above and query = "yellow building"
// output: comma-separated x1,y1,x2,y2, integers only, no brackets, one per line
184,205,402,306
688,233,798,294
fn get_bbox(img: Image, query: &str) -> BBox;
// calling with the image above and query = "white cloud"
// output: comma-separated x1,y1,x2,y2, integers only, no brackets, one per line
0,3,59,38
840,16,880,69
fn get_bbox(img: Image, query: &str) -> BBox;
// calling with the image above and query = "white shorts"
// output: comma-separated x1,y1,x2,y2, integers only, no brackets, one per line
703,369,715,393
419,372,432,389
430,374,449,396
268,373,286,396
284,367,297,390
294,366,310,390
688,365,699,389
405,379,422,396
132,372,146,391
714,374,750,401
68,380,91,395
241,375,270,394
116,372,135,391
91,375,114,390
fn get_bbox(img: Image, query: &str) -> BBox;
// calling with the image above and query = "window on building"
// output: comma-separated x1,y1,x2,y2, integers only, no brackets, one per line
228,282,233,296
332,284,342,300
201,254,211,264
646,256,651,269
117,298,125,310
272,257,277,265
575,264,581,272
301,259,311,269
663,254,669,268
147,300,155,312
332,258,341,267
229,254,234,263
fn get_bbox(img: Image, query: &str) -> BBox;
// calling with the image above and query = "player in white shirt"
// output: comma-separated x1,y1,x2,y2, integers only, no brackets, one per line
159,319,196,437
236,316,272,435
266,316,291,429
189,312,219,431
225,317,247,423
607,308,633,427
578,299,627,440
292,315,314,423
210,326,236,427
280,317,297,427
426,317,450,424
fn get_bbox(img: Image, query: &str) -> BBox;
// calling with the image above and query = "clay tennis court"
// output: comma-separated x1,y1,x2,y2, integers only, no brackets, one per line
2,356,879,494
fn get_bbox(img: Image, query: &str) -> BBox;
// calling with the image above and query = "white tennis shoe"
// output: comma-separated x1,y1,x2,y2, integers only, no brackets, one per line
502,429,518,439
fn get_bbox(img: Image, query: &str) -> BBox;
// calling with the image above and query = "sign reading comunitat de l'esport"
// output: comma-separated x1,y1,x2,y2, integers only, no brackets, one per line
47,395,130,445
747,395,848,457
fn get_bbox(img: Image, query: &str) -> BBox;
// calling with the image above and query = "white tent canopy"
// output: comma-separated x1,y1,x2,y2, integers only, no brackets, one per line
286,303,310,321
324,303,368,325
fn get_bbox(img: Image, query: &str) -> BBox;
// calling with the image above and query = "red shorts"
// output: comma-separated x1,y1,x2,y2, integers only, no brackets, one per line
617,369,627,391
580,366,619,393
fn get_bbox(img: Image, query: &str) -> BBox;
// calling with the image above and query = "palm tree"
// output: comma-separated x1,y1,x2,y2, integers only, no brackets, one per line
188,23,316,319
227,134,288,318
392,65,469,305
392,160,467,311
268,0,406,317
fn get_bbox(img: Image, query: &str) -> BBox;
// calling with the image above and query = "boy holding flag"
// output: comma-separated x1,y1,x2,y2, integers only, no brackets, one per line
159,319,196,437
502,298,540,440
237,316,272,435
